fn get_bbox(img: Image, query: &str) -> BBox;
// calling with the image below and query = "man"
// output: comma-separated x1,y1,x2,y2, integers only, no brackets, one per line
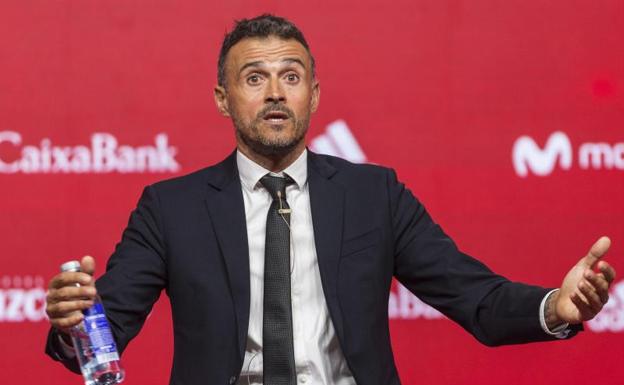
45,14,616,385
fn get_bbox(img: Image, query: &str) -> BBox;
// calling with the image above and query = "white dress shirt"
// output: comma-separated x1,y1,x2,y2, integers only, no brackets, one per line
236,149,355,385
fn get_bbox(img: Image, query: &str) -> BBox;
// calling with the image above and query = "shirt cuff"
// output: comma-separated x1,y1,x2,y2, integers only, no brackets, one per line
539,289,571,339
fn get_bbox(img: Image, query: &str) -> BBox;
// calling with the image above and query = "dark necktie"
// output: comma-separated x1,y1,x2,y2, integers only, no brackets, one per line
260,174,296,385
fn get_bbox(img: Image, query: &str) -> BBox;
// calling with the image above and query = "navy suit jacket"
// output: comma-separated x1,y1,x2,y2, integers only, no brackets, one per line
46,150,578,385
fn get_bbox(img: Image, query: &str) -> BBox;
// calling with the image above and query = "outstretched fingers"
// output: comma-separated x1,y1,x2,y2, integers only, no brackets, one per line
598,260,616,284
582,236,611,268
570,291,596,320
578,278,604,313
584,269,610,303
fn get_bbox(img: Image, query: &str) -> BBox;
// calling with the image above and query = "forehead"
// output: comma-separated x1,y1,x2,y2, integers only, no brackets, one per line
226,36,311,70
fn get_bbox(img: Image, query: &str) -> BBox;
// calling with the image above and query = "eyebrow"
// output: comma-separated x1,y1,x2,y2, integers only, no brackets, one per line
238,58,306,75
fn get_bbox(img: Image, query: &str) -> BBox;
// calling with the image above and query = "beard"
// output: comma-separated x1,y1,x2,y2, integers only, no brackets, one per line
233,104,310,157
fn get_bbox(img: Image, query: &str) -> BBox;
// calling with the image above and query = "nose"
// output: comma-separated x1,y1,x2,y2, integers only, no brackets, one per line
265,77,286,104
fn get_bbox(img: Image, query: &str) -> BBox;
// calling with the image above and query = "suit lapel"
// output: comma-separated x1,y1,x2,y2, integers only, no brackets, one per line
204,152,250,361
307,151,346,341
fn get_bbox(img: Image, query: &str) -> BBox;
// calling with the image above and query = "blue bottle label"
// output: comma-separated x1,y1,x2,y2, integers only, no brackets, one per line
83,303,120,364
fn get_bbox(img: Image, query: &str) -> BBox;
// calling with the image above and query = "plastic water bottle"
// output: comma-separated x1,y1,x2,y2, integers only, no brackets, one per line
60,261,125,385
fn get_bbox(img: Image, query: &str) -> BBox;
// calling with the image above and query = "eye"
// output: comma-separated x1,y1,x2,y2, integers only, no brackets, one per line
246,74,262,85
285,73,300,83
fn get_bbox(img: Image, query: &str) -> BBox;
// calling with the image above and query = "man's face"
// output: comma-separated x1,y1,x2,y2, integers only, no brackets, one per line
215,36,319,157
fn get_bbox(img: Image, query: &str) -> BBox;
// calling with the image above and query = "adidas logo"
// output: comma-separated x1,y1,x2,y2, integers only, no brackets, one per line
310,120,367,163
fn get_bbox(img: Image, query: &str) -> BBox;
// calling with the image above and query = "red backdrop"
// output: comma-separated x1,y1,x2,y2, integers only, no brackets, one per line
1,1,623,384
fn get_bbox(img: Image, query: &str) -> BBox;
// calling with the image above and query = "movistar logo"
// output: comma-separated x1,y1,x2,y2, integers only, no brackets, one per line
512,131,624,177
512,131,573,177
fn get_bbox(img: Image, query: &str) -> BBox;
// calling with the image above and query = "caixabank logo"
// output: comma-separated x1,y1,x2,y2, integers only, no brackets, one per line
512,131,624,177
0,131,180,174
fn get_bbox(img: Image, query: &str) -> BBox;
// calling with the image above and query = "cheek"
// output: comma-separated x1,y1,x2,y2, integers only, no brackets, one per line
230,96,264,119
286,91,312,114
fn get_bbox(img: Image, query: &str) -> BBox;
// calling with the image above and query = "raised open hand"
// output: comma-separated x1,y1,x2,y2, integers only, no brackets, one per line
551,237,616,326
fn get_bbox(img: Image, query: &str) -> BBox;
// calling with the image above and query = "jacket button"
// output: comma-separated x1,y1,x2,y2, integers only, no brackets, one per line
228,376,236,384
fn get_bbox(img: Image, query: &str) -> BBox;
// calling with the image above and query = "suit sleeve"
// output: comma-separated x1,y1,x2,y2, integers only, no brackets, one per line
387,169,580,346
45,185,168,370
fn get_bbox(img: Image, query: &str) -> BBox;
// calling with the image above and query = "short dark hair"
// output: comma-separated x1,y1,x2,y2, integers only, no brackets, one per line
217,14,316,87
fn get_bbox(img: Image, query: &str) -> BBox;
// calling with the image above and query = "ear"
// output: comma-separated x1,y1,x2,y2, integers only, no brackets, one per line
214,85,231,117
310,80,320,113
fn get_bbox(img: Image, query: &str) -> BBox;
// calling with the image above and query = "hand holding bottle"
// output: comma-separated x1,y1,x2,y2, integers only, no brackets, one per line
46,256,125,384
46,256,97,337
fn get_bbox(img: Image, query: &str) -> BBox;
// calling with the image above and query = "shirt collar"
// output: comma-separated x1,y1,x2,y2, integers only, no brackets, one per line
236,148,308,192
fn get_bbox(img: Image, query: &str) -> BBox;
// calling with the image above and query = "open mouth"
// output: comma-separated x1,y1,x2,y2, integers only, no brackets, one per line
263,111,290,124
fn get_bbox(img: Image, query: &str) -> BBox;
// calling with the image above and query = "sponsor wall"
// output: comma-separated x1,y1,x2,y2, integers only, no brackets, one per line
1,1,622,384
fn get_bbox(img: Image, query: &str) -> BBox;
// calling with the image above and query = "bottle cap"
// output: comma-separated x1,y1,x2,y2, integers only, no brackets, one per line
60,260,81,272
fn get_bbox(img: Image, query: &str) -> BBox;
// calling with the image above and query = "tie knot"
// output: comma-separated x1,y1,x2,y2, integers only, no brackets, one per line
260,174,294,201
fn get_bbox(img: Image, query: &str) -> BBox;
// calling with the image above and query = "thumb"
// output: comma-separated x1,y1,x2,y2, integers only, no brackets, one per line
80,255,96,277
580,236,611,268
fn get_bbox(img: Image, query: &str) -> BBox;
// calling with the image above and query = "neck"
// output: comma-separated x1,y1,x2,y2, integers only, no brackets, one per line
237,142,306,173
